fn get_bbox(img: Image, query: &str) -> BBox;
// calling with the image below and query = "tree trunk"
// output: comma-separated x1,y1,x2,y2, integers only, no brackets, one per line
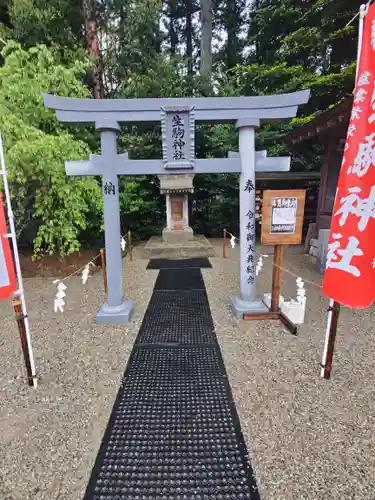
226,0,239,70
200,0,212,80
185,0,193,74
82,0,104,99
169,0,178,55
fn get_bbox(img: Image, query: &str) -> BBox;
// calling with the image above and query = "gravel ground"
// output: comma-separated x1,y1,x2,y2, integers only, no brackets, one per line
1,240,374,500
0,256,158,500
204,240,375,500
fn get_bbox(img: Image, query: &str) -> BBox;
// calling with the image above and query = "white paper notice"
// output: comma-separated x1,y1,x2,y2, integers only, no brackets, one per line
0,237,10,287
270,197,297,234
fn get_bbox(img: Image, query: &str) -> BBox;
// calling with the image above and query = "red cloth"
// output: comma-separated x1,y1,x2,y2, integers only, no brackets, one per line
0,192,16,300
322,4,375,307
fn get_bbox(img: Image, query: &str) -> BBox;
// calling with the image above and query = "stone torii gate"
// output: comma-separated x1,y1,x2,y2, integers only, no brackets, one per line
44,92,309,324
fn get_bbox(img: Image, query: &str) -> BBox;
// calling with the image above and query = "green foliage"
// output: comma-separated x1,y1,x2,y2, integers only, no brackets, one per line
7,133,101,256
219,56,355,168
7,0,85,61
0,42,90,133
0,42,101,257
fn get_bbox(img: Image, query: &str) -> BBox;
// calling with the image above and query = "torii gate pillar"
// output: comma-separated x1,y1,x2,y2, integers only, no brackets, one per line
96,120,134,324
231,118,267,317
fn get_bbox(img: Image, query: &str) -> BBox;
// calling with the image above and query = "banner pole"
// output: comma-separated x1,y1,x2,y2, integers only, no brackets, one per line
320,299,341,379
0,135,37,387
356,4,368,83
12,297,34,385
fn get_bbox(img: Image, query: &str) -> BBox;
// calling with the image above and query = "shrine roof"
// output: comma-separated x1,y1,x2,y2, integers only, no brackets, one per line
284,95,353,147
255,171,320,182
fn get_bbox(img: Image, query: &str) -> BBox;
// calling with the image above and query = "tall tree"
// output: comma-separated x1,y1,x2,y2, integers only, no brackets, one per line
247,0,362,72
82,0,104,98
224,0,245,70
200,0,213,80
6,0,85,61
168,0,179,54
185,0,194,74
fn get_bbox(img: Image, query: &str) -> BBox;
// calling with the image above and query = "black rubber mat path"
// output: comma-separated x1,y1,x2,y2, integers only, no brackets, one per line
154,268,205,291
84,259,260,500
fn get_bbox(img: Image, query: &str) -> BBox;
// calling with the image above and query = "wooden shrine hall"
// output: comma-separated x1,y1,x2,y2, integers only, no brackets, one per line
284,95,352,272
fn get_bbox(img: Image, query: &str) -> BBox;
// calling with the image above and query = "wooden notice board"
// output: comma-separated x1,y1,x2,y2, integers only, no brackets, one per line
261,189,306,245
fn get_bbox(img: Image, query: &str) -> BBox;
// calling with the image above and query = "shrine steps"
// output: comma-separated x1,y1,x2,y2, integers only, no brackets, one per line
142,235,215,260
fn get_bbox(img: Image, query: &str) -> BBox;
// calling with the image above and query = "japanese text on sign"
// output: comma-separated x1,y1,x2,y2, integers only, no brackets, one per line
172,114,186,161
270,197,297,234
104,181,116,196
244,182,256,284
161,106,194,170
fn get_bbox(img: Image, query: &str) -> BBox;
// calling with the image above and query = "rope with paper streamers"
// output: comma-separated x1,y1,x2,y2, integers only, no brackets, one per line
224,229,309,323
222,228,322,291
224,229,322,314
52,232,131,314
223,229,267,276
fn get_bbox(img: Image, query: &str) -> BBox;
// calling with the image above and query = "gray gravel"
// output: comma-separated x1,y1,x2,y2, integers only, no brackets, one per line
0,256,158,500
1,241,374,500
204,240,375,500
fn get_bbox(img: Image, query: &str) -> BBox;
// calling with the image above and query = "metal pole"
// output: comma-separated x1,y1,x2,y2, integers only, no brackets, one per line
0,135,37,387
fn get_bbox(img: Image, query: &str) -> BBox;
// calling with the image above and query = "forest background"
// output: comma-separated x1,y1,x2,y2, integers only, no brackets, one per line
0,0,362,257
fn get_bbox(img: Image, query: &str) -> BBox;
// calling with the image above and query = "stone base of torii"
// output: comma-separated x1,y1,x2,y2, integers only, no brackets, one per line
43,91,309,324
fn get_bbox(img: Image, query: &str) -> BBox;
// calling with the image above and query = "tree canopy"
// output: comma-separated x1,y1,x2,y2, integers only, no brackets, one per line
0,0,362,256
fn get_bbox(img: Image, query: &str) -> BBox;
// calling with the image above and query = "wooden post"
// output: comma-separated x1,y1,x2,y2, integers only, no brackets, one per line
100,248,107,294
271,245,284,312
128,230,133,261
12,298,34,386
223,229,227,258
322,301,341,380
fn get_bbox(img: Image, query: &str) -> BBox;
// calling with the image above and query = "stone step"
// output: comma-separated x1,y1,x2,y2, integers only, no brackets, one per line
143,235,215,260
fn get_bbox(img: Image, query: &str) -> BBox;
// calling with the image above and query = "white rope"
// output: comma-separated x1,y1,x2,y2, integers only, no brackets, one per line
224,229,322,290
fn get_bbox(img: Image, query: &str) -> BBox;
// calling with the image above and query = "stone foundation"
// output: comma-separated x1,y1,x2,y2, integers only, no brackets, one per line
143,235,215,259
162,227,194,242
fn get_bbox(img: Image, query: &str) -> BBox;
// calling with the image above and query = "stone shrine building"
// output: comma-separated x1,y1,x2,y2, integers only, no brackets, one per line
143,173,214,259
158,174,194,242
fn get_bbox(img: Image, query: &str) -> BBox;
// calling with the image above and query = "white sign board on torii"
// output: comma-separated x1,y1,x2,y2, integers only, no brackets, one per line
44,91,309,324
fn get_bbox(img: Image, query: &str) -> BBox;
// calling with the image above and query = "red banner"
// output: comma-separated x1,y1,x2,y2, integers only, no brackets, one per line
322,4,375,308
0,192,16,300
